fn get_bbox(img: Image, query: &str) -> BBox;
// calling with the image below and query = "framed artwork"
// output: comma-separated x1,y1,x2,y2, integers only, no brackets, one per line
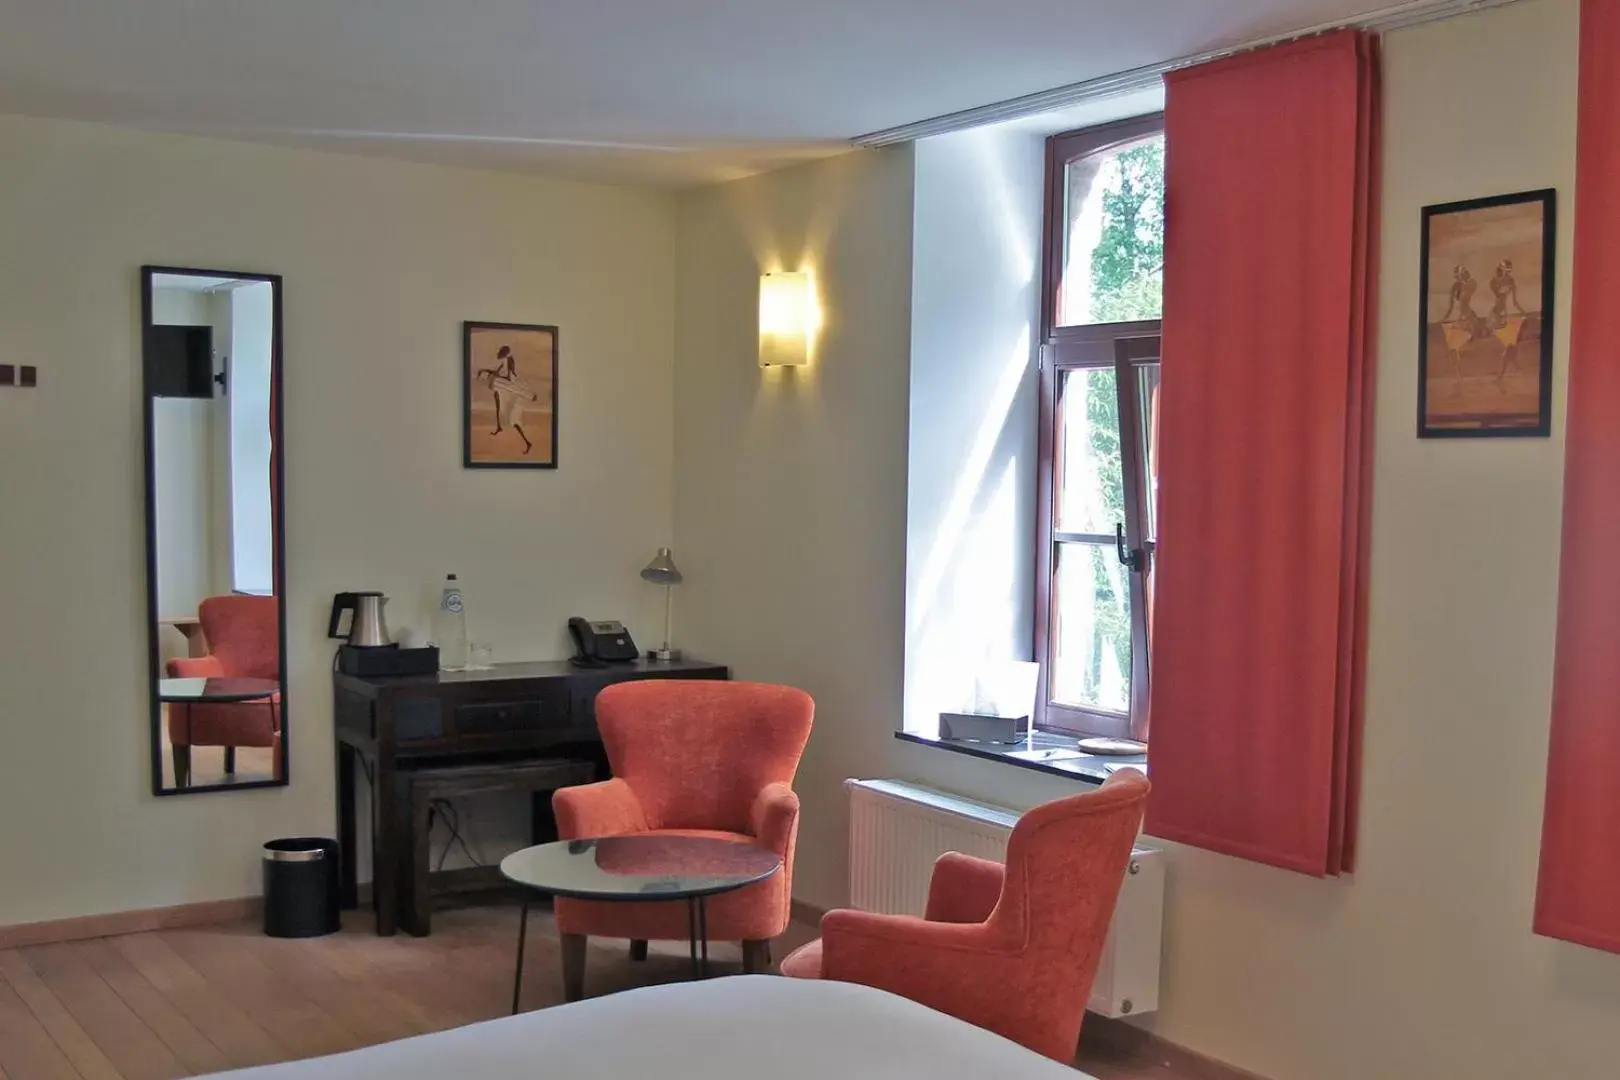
463,321,559,468
1418,189,1555,438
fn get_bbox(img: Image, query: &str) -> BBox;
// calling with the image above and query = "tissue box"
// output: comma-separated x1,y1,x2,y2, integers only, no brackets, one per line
939,712,1030,745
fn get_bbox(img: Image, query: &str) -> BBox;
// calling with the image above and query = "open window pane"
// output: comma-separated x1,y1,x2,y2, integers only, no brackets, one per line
1056,135,1165,327
1058,367,1125,535
1051,541,1132,714
1138,361,1161,542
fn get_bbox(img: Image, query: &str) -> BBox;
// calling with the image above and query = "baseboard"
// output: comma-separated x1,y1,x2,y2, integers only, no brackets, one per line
0,896,261,949
1080,1014,1272,1080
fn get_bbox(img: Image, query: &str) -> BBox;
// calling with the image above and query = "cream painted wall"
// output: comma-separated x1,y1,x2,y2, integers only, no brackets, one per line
151,398,216,659
151,287,209,326
0,114,676,925
905,126,1044,735
674,144,1084,936
672,2,1620,1078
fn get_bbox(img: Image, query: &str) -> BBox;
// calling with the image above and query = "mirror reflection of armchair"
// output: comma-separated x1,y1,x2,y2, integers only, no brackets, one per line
165,595,281,786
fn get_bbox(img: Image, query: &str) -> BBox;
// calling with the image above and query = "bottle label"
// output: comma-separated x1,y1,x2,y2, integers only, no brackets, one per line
442,592,465,615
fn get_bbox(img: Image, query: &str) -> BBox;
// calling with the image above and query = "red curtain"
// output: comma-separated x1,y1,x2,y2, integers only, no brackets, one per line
1535,0,1620,953
1145,30,1379,877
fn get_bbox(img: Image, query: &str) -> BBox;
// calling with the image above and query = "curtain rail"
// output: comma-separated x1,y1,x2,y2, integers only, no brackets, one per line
851,0,1524,146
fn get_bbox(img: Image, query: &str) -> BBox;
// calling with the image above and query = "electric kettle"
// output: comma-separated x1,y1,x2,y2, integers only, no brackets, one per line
328,592,391,648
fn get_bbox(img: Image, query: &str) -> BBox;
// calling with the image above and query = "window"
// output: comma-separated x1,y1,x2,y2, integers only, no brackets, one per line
1036,115,1164,741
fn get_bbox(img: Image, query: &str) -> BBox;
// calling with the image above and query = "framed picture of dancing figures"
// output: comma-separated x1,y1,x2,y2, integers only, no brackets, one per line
1418,189,1555,438
463,321,559,468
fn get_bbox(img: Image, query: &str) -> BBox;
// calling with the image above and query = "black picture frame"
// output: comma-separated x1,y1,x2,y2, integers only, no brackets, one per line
1418,188,1556,439
140,265,289,796
463,320,560,469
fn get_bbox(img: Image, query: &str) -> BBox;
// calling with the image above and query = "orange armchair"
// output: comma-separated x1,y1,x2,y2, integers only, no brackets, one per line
165,595,281,786
551,679,813,997
781,770,1150,1062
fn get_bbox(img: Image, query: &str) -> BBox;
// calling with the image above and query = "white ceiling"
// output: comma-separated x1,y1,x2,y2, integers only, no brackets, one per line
0,0,1405,186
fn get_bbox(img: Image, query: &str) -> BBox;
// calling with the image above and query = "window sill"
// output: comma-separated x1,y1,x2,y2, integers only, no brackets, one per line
894,729,1146,785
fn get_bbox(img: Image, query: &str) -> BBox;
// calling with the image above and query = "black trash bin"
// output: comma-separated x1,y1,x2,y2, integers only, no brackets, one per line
263,837,341,938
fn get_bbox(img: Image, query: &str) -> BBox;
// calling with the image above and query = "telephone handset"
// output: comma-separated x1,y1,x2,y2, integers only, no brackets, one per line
568,617,639,667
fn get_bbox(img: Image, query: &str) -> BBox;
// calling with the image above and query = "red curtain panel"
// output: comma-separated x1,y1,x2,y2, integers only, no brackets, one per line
1535,0,1620,953
1144,30,1380,877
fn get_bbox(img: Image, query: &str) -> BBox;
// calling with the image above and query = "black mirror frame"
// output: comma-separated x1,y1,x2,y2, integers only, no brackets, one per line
140,265,288,796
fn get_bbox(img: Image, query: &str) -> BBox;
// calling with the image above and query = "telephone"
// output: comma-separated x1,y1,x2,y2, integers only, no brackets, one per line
568,617,639,667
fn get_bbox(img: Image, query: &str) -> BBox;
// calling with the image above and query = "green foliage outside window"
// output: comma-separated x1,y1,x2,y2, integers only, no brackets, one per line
1080,138,1162,702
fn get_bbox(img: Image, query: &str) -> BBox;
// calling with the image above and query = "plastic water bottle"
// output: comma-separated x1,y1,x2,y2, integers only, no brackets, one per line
434,574,469,671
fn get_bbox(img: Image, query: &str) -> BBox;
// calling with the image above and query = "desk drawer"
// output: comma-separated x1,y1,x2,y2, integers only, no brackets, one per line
454,698,551,736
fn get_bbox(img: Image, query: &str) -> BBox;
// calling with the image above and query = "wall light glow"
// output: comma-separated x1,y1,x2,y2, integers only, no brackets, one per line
759,271,814,367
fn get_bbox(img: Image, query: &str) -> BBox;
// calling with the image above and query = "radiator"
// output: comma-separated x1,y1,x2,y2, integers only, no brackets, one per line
846,778,1164,1018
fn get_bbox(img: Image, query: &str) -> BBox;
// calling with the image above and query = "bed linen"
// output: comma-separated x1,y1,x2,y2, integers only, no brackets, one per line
214,975,1093,1079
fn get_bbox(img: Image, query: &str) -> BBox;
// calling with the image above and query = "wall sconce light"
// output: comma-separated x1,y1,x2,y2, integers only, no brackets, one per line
758,271,812,367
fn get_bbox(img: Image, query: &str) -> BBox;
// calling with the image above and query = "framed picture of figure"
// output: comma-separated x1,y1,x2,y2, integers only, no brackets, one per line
1418,189,1556,438
463,321,559,468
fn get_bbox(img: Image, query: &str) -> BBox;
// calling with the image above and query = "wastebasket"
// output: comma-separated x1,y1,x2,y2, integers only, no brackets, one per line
263,837,340,938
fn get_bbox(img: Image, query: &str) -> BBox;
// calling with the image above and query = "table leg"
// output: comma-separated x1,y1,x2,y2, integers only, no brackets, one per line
173,704,193,789
511,893,529,1015
698,897,710,977
337,744,358,910
405,782,432,936
687,897,700,978
373,757,397,936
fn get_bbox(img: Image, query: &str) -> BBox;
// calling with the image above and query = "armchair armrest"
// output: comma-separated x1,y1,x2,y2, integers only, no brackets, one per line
819,908,1020,1022
552,778,648,839
168,655,225,678
749,781,800,857
924,852,1005,924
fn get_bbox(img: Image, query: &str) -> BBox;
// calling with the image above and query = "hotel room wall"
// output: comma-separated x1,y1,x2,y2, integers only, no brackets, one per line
151,397,216,669
673,2,1620,1078
151,287,210,327
0,113,677,925
674,144,1086,948
207,291,235,599
149,287,217,667
903,126,1044,736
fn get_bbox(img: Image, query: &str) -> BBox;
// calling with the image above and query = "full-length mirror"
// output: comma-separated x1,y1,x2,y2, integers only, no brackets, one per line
141,266,287,795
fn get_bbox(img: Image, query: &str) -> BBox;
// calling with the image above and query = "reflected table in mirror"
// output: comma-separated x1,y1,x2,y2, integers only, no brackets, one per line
501,835,782,1010
158,677,280,790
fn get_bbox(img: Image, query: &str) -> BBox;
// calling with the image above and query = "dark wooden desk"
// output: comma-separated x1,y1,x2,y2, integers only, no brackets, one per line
334,657,729,935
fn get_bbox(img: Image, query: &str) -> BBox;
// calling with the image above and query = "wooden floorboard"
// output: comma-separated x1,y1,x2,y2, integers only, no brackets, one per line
155,928,358,1061
110,934,285,1070
72,941,230,1077
14,944,185,1080
0,902,1214,1080
0,950,122,1080
0,974,82,1080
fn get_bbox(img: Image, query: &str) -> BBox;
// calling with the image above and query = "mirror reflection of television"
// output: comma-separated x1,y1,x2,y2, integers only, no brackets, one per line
148,325,213,398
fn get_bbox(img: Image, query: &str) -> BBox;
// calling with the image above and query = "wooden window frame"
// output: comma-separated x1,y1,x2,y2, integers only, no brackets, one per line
1034,113,1164,741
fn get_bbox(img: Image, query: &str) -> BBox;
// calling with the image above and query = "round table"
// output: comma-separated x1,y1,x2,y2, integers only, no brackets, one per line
500,835,782,1012
158,677,279,788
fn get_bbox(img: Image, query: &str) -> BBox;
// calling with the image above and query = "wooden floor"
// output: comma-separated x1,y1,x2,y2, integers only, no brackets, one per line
0,901,1199,1080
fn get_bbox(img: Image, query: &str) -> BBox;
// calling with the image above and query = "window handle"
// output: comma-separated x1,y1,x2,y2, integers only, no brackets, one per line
1116,523,1145,573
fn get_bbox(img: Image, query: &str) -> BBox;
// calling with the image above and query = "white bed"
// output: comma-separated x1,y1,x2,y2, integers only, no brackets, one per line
214,976,1093,1079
